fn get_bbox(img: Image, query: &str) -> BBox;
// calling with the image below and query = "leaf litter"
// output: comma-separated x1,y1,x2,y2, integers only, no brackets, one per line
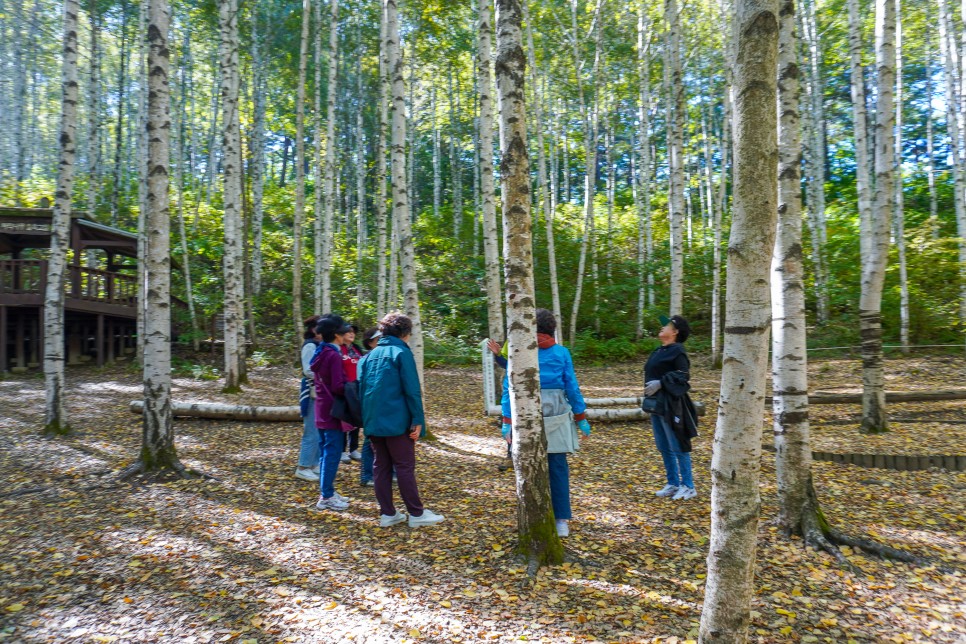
0,355,963,642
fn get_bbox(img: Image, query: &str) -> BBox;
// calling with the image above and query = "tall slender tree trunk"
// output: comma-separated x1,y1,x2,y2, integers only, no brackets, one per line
496,0,564,571
847,0,874,297
321,0,338,313
637,3,655,339
799,0,828,322
293,0,311,344
665,0,686,316
110,1,128,226
925,38,939,239
568,0,604,347
86,0,99,219
894,0,909,352
943,0,966,332
699,0,778,639
356,64,367,305
251,6,266,296
220,0,246,391
137,0,184,474
523,0,561,331
859,0,895,434
772,0,812,543
135,0,149,364
479,0,503,345
386,0,423,380
174,25,200,351
313,0,324,313
376,0,389,316
43,0,81,436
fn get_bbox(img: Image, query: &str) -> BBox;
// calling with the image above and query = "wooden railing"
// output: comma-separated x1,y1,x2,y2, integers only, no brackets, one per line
0,259,136,308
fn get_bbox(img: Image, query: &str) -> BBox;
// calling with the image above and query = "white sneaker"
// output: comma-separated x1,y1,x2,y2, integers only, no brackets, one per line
408,509,445,527
349,450,362,461
314,495,349,511
380,511,407,527
556,519,570,537
655,484,679,498
295,467,320,481
311,465,321,475
332,491,351,503
340,452,351,464
672,486,697,500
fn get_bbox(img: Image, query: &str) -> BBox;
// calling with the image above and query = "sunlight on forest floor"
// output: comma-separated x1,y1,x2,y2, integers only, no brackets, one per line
0,355,963,642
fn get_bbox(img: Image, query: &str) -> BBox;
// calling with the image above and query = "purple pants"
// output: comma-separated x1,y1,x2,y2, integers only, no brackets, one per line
370,435,424,518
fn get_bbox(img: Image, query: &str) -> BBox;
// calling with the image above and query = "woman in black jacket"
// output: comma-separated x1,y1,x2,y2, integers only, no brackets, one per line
642,315,697,501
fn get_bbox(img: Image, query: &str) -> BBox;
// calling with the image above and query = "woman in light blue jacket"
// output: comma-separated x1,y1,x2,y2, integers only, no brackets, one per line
500,309,591,537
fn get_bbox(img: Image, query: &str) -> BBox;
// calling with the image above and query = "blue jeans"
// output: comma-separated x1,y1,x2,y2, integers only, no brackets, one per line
298,405,320,468
318,428,344,498
360,436,374,483
548,452,571,520
651,414,693,488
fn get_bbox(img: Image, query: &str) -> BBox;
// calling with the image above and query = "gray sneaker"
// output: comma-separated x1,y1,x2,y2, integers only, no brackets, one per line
380,511,407,527
315,495,349,511
672,486,697,500
295,467,320,481
408,509,445,527
655,484,679,498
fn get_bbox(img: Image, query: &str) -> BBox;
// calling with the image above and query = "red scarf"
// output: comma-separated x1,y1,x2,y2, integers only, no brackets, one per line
537,333,556,349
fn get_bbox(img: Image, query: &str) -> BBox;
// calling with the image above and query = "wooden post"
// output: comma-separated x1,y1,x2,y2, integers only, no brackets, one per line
96,314,104,367
0,305,7,374
30,314,41,366
14,315,25,370
107,318,115,363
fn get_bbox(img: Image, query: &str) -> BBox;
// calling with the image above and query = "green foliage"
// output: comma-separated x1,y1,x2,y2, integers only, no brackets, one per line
569,332,661,366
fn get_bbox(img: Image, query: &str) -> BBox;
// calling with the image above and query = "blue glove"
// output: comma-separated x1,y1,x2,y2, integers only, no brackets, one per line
577,419,591,436
501,423,512,438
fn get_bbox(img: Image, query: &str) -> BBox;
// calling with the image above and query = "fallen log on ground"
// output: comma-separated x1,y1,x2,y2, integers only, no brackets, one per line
765,390,966,405
129,401,300,421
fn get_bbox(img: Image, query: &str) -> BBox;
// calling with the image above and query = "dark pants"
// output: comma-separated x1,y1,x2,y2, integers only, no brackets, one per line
370,435,424,517
343,428,360,453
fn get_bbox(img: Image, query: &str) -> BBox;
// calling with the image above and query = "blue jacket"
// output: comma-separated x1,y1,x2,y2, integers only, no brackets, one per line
357,335,426,437
500,342,587,422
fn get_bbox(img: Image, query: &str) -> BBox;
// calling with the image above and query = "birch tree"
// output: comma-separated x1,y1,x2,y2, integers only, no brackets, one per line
312,0,324,312
480,0,504,347
293,0,311,343
699,0,778,637
894,0,909,352
941,0,966,331
220,0,246,391
132,0,185,476
251,5,266,296
496,0,564,570
636,3,655,339
665,0,685,316
85,0,99,219
772,0,813,551
386,0,424,380
43,0,81,436
375,0,389,316
859,0,895,434
321,0,338,313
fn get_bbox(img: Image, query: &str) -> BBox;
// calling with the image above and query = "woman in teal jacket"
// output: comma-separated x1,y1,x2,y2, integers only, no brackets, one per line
500,308,591,537
357,312,445,528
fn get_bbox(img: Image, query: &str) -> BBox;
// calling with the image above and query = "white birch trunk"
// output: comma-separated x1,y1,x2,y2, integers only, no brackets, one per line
636,5,652,340
433,88,441,221
386,0,423,382
376,1,389,316
496,0,563,569
699,0,778,638
356,67,366,305
665,0,685,317
847,0,874,287
141,0,178,470
480,0,504,345
523,0,561,329
43,0,81,435
894,0,909,352
174,27,199,351
293,0,310,343
136,0,148,364
925,38,939,239
772,0,812,540
321,0,338,313
313,0,324,313
85,0,99,219
251,7,266,296
860,0,895,434
220,0,245,391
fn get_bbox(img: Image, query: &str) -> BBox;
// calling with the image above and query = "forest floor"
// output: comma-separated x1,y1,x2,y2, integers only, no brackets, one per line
0,353,964,643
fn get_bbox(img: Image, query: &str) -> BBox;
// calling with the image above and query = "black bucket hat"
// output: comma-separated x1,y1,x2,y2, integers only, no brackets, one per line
659,314,691,343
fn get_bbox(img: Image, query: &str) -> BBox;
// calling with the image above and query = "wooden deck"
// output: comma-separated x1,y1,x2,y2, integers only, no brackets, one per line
0,259,137,317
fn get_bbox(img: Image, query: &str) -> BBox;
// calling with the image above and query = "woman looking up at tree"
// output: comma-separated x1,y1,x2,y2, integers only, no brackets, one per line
500,309,591,537
642,314,698,501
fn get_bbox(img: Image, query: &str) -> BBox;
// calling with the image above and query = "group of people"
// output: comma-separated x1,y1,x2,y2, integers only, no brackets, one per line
296,311,445,528
294,306,698,536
